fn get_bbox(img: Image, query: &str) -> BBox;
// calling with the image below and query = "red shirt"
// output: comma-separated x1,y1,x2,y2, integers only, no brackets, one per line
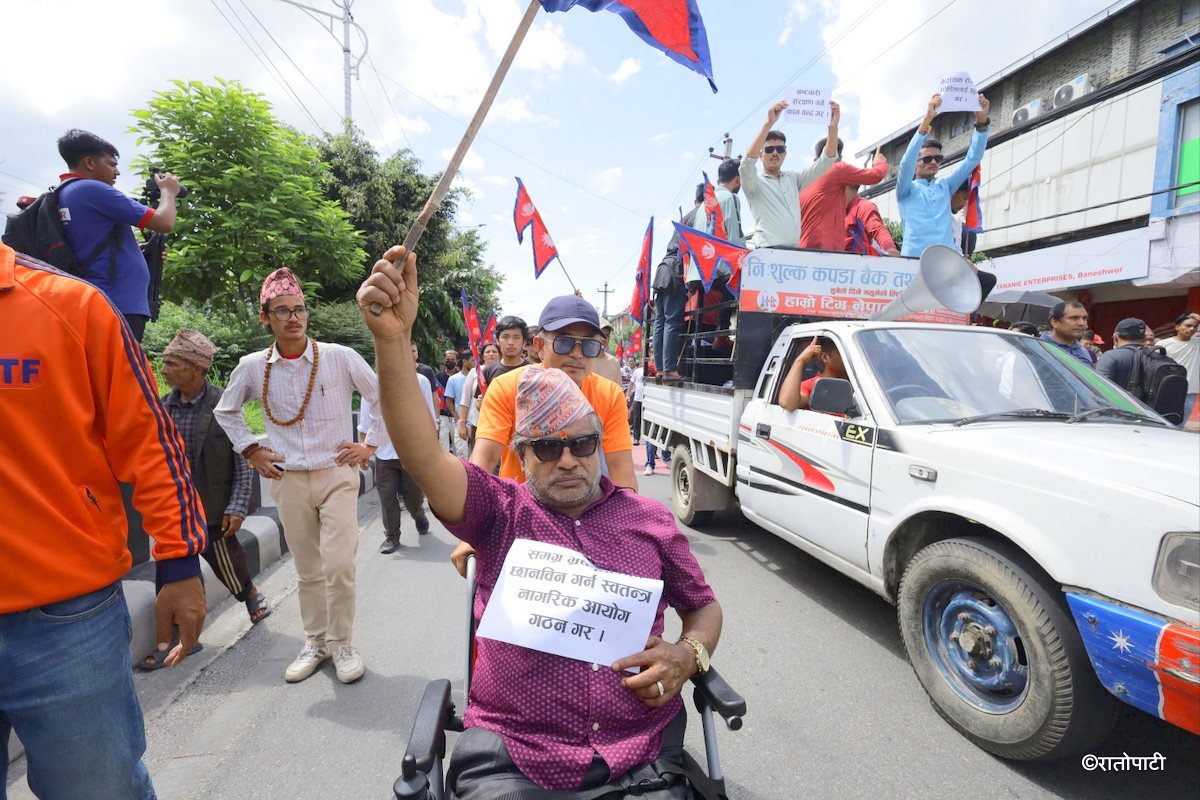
844,195,897,255
798,157,888,251
444,463,717,790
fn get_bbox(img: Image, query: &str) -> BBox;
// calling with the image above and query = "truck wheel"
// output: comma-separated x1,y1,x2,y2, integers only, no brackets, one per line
671,445,713,528
897,537,1117,760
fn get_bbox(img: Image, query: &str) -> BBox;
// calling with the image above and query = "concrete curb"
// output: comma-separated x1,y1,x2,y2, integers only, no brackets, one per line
7,463,377,768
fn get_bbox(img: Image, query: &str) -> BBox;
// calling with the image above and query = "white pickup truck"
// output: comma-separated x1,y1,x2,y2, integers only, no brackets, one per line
643,318,1200,760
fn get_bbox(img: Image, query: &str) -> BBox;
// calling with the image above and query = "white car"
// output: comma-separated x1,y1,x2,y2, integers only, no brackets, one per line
643,320,1200,758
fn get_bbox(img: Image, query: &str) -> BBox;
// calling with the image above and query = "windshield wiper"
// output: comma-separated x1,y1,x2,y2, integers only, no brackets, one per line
1067,407,1167,425
954,408,1074,427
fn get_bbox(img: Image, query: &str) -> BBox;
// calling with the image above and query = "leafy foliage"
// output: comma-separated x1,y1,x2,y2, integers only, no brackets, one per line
884,217,987,263
129,80,365,307
310,127,504,361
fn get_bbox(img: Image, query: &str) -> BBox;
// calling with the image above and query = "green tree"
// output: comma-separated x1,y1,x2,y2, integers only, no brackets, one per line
884,217,987,262
311,127,504,360
129,79,365,307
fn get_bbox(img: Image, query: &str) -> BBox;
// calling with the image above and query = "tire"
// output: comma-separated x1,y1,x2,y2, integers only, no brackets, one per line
671,445,713,528
897,537,1118,760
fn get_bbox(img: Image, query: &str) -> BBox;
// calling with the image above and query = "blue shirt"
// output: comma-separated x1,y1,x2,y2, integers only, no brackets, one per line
1040,332,1095,367
444,371,467,405
58,176,154,316
896,129,988,257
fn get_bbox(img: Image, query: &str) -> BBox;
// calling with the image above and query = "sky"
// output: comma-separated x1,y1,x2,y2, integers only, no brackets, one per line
1,0,1122,325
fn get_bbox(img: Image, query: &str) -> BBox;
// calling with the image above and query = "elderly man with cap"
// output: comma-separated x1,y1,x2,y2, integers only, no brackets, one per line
357,246,722,796
449,294,638,577
214,267,384,685
158,329,270,643
1096,318,1150,387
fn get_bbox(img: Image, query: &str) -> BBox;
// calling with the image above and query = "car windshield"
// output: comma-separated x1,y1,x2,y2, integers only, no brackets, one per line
856,328,1164,425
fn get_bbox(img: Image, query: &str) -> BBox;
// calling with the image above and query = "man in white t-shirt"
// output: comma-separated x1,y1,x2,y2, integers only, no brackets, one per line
1157,311,1199,425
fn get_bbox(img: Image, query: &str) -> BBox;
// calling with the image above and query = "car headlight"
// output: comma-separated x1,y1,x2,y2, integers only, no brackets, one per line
1153,532,1200,612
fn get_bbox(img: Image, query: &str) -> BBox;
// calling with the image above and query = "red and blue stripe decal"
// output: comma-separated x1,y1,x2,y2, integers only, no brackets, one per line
1066,593,1200,734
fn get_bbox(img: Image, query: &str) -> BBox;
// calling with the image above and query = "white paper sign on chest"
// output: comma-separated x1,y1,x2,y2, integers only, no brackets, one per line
476,539,664,671
937,72,982,113
781,86,832,125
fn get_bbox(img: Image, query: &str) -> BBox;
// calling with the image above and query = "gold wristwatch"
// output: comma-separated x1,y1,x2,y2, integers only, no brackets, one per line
679,635,710,675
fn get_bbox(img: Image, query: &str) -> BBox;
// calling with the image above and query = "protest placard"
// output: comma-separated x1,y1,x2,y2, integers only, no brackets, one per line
937,72,982,113
781,86,832,125
476,539,663,670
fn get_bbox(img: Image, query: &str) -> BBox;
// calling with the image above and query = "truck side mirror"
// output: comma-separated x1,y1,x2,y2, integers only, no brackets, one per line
810,378,858,417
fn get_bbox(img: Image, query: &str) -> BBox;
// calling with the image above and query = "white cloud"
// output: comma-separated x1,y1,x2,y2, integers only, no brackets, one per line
589,167,624,197
649,131,676,144
680,151,695,161
442,147,485,173
607,58,642,85
778,1,812,46
483,175,511,187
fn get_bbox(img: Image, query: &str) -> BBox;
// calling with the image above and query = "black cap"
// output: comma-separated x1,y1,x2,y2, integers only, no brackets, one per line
1114,318,1146,339
539,295,602,335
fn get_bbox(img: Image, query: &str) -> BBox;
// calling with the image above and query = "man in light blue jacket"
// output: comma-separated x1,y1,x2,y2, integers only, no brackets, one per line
897,92,991,257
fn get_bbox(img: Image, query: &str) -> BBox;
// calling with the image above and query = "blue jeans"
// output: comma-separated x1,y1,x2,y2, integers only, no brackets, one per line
1,584,156,800
646,441,658,468
654,288,687,372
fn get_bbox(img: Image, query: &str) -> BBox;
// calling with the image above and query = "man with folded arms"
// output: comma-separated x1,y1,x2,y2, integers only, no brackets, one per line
357,246,722,795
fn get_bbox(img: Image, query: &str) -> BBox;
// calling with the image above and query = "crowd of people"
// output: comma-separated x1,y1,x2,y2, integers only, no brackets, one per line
2,109,1197,799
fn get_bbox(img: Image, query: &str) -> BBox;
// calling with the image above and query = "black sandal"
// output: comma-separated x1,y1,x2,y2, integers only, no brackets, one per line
139,636,203,671
246,590,271,624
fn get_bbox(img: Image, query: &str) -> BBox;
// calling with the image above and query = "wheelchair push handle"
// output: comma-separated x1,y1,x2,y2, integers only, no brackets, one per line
690,666,747,730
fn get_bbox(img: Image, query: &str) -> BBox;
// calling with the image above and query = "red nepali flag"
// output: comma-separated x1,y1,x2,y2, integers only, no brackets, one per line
540,0,716,92
629,217,653,324
965,165,984,233
702,172,725,240
482,311,497,345
513,178,561,278
628,325,642,356
673,222,749,294
616,340,625,360
461,289,484,363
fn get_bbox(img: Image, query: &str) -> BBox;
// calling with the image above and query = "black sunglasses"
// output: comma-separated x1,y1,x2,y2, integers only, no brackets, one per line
763,145,787,155
528,433,600,463
918,154,945,165
550,335,604,358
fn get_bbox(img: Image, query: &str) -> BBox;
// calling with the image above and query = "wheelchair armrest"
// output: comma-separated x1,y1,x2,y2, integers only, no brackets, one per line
403,679,454,774
690,666,747,728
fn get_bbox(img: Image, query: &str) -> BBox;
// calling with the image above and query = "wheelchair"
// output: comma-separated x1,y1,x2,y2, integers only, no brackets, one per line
391,556,748,799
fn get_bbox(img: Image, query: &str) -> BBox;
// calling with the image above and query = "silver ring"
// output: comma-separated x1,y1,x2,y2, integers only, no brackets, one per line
656,680,664,697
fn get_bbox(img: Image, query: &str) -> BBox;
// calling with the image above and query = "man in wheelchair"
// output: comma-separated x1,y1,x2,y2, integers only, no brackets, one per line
358,247,724,798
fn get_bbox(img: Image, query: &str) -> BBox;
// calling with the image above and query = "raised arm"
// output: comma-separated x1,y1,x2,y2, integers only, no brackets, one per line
746,100,787,159
357,247,468,524
940,95,991,191
778,337,822,411
898,94,942,200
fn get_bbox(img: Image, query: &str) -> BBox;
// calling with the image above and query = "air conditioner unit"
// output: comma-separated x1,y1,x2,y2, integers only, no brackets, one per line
1052,73,1095,109
1011,98,1043,127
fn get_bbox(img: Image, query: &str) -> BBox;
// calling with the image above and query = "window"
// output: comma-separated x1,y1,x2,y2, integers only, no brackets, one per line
1176,99,1199,208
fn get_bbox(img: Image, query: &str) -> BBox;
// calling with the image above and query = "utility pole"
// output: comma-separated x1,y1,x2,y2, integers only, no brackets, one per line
598,282,614,319
273,0,368,127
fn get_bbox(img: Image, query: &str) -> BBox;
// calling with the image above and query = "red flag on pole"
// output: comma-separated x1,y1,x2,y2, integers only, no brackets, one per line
482,311,497,345
629,325,642,355
964,165,984,233
702,173,725,240
673,222,749,294
513,178,561,278
629,217,654,324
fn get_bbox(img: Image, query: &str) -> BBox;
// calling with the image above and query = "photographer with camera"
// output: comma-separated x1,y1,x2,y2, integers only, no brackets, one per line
55,129,183,340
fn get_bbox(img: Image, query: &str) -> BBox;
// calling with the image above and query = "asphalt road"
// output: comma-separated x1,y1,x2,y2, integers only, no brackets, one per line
8,468,1198,799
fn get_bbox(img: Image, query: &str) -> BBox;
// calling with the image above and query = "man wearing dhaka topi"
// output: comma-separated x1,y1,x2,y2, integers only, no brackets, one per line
215,267,386,685
357,246,722,796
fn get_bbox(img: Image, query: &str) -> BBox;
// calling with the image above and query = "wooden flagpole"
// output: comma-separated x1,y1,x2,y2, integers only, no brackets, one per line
370,0,543,315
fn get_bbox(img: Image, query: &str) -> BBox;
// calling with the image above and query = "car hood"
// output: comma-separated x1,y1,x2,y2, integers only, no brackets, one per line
922,422,1200,508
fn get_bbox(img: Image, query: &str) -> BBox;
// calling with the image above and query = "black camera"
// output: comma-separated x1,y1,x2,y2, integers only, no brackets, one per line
142,167,189,205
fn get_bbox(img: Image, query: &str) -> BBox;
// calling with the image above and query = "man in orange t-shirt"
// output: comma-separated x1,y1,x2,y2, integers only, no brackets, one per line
449,295,636,575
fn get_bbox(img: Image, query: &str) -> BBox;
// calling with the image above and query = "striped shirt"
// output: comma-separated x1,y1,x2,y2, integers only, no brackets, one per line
164,384,253,518
214,339,383,471
357,373,436,461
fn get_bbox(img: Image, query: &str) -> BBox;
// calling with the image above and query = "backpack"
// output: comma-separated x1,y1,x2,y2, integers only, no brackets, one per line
3,179,123,275
1125,345,1188,424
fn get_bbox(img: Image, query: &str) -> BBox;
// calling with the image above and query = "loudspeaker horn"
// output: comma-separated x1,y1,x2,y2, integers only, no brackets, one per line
870,244,982,321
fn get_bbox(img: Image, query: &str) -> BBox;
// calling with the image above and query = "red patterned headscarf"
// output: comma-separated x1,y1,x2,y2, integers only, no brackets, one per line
514,366,593,439
260,267,302,307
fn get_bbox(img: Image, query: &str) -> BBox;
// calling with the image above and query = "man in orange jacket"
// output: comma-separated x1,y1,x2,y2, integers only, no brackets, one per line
0,241,208,798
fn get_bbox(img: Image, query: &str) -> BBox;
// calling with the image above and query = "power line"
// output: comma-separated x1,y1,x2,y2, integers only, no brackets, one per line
236,0,342,117
356,79,386,145
366,52,414,154
984,181,1199,233
831,0,960,93
207,0,325,132
0,169,45,192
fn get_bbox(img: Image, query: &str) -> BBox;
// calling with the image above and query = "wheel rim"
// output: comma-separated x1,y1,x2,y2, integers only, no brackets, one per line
920,579,1030,713
675,457,692,513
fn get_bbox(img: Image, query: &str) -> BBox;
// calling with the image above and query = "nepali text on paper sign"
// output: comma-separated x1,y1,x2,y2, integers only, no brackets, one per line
476,539,663,671
782,87,832,126
937,72,982,114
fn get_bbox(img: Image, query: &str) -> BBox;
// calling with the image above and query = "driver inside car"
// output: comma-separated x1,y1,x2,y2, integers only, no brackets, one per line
357,246,723,799
778,336,850,412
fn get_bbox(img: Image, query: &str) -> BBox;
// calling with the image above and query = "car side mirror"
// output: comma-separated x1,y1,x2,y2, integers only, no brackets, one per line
810,378,858,417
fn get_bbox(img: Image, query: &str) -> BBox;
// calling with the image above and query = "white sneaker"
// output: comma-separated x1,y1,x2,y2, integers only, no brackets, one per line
284,643,329,683
643,465,654,476
333,645,365,684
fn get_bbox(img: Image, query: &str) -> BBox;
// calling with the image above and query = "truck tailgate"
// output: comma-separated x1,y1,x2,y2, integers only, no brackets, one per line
642,383,746,453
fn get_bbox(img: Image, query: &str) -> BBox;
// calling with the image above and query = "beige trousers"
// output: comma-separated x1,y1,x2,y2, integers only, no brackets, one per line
270,466,360,649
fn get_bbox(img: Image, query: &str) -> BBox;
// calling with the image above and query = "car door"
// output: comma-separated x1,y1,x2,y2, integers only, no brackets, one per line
736,330,876,571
